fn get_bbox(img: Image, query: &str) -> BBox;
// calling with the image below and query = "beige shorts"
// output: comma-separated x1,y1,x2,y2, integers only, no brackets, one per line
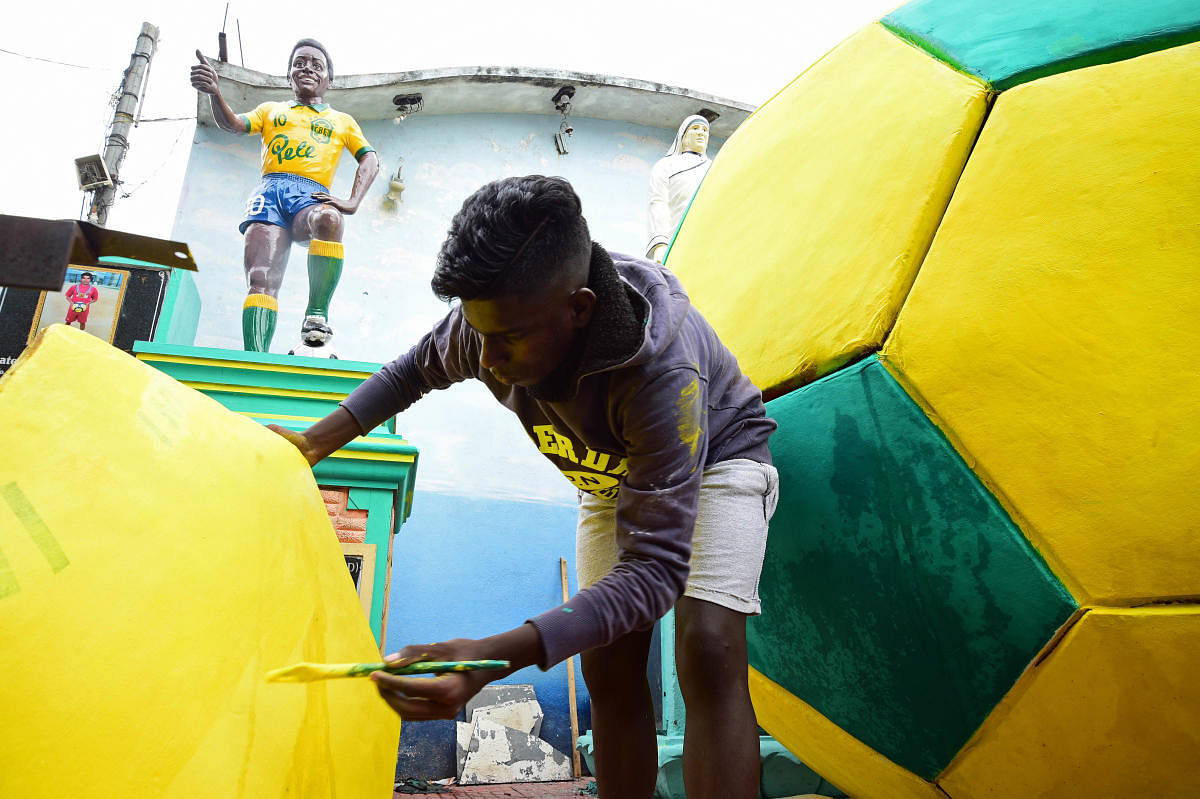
576,458,779,615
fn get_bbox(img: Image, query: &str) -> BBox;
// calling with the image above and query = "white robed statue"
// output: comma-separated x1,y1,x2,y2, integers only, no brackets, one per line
645,114,712,263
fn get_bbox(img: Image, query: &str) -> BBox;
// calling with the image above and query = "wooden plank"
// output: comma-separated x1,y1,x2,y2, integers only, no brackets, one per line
560,557,582,778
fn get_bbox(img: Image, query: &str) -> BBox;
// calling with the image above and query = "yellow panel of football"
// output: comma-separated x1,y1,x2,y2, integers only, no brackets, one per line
0,325,399,797
884,41,1200,603
668,23,989,394
749,667,945,799
939,607,1200,797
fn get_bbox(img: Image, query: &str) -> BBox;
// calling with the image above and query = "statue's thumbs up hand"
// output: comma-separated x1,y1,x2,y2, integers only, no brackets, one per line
190,50,220,95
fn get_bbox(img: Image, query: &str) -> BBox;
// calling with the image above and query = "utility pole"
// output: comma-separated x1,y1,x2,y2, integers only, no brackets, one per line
87,22,159,226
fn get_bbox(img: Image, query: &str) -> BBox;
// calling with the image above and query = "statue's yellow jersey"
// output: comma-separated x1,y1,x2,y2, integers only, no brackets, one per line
240,101,374,189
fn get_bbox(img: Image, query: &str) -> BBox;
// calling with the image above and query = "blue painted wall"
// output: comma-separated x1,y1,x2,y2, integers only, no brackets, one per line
172,107,725,777
386,489,588,778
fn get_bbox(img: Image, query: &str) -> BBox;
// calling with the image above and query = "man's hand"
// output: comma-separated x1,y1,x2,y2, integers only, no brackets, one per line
371,624,542,720
190,51,221,96
266,407,364,467
310,191,359,215
267,424,322,466
371,639,494,720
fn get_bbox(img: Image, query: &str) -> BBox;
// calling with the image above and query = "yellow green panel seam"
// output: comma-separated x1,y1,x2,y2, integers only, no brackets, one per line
876,352,1086,605
749,667,947,799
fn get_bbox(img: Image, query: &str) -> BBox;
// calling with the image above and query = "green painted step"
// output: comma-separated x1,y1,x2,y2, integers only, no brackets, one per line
750,356,1076,778
882,0,1200,90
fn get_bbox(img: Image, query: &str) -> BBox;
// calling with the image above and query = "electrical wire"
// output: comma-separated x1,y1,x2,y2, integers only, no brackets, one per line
0,46,120,72
119,125,189,199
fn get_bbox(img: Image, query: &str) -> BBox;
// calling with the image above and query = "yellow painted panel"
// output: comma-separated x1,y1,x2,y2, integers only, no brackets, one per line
884,42,1200,602
136,352,375,379
183,380,348,400
748,667,944,799
940,608,1200,797
668,23,989,393
328,449,417,463
0,325,399,797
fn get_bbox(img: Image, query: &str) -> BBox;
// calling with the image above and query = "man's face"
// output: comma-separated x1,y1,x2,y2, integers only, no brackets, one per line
289,46,331,102
462,273,594,387
680,123,709,154
79,275,92,286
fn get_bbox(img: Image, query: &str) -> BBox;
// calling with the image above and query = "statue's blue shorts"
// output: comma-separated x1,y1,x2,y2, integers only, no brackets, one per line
238,173,328,234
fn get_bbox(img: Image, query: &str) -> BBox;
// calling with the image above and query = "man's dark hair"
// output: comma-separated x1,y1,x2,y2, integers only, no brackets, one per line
79,271,94,280
289,38,333,81
432,176,590,301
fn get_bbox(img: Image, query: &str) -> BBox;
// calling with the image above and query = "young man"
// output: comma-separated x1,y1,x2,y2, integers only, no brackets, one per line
189,39,379,352
64,272,99,331
277,175,777,799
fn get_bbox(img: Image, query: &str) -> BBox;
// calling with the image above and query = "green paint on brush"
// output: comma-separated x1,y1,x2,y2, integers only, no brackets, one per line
265,659,510,683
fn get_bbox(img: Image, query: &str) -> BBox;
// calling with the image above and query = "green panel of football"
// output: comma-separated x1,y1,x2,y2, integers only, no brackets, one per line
749,356,1076,779
882,0,1200,90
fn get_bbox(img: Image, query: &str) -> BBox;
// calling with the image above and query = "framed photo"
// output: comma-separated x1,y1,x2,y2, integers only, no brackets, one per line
340,542,376,619
28,265,130,346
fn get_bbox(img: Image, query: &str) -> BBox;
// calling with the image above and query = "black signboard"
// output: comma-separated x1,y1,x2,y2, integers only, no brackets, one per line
344,553,364,590
0,264,169,377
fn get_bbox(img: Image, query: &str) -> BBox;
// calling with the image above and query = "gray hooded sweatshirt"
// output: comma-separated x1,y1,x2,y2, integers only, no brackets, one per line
341,245,776,667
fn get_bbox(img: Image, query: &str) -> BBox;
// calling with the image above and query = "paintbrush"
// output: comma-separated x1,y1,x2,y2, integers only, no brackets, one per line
266,659,510,683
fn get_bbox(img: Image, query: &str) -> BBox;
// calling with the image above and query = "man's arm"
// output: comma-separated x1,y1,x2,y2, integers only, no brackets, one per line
529,367,706,667
369,367,707,724
310,150,379,215
271,307,480,463
189,51,243,134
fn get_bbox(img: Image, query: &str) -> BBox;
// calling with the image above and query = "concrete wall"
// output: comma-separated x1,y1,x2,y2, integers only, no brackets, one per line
172,108,724,777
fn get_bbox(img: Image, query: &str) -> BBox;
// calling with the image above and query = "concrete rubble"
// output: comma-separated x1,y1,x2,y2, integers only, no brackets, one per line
454,684,572,785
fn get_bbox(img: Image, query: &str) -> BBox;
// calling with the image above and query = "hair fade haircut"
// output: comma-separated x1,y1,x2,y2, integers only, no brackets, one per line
289,38,333,81
432,175,591,302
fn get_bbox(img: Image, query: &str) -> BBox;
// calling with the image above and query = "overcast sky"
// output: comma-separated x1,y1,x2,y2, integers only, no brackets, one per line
5,0,898,238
